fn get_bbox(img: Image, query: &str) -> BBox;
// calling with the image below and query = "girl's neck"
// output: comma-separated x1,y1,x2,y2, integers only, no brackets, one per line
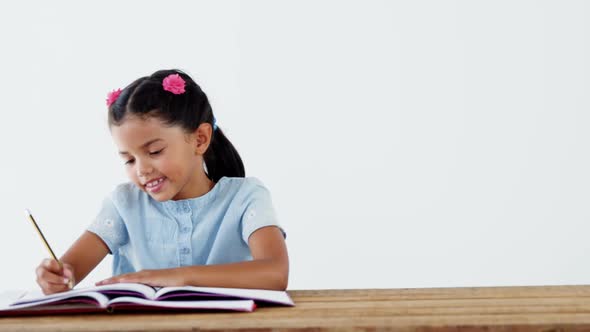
172,171,215,201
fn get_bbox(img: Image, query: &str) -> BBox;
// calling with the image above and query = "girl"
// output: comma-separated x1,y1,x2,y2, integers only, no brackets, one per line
35,69,288,294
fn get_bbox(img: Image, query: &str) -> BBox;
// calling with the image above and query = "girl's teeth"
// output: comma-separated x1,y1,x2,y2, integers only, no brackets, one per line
147,178,164,188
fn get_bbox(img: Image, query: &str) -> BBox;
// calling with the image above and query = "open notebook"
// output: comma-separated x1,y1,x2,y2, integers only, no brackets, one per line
0,283,294,315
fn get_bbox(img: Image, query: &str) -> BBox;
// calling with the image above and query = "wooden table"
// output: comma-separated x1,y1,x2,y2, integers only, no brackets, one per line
2,285,590,331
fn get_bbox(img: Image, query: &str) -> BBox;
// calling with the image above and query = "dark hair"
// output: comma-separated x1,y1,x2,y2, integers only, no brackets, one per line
108,69,245,182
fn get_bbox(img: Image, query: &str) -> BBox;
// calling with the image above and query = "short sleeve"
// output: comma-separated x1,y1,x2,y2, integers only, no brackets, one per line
87,195,129,254
241,182,286,244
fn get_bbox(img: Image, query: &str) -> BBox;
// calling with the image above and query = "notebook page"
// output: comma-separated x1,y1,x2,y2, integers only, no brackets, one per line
108,297,256,312
154,286,294,306
0,290,28,310
13,282,157,306
3,292,109,310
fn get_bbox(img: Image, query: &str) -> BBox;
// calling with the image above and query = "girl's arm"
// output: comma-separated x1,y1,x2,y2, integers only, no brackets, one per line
97,226,289,290
61,231,111,285
36,231,110,294
181,226,289,290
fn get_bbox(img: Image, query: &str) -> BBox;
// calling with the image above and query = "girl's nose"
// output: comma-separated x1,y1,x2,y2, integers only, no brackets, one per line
136,160,153,177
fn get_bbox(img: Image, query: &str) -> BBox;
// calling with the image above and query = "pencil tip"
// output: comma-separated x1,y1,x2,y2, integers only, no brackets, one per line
24,208,31,216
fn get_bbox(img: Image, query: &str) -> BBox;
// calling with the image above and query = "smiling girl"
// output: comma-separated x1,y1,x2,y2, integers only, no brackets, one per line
35,69,288,294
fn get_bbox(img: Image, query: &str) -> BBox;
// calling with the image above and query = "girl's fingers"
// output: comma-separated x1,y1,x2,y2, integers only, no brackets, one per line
62,264,75,289
41,258,63,273
36,266,70,285
36,259,73,294
62,264,75,280
97,272,132,285
39,280,70,295
95,278,113,286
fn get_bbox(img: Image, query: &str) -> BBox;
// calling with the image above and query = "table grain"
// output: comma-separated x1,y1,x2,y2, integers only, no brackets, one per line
2,285,590,331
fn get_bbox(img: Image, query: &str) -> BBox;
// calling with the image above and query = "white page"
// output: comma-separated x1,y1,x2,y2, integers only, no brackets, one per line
108,297,256,312
2,292,109,310
155,286,294,306
0,290,27,310
13,283,157,306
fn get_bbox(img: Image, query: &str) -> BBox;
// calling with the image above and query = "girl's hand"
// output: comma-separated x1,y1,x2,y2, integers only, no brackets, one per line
96,269,184,287
35,258,75,295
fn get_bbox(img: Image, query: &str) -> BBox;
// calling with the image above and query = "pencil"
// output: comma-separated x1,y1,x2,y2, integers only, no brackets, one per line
24,209,73,289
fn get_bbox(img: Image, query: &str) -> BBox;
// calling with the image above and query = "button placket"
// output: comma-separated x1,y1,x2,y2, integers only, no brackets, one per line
178,203,193,266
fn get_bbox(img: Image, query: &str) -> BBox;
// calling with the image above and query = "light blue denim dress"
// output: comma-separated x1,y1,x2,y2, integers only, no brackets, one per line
87,177,285,275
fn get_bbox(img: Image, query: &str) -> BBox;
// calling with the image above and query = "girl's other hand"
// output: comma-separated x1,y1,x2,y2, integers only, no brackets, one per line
96,268,184,287
35,258,75,295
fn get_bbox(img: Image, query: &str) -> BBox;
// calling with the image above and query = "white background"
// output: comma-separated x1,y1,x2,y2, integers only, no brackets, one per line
0,1,588,291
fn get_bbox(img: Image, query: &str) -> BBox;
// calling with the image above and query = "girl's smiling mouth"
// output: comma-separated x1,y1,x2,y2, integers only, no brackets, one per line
145,177,167,193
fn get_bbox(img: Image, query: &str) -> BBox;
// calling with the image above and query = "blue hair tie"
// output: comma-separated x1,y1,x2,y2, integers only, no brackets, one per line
213,117,218,131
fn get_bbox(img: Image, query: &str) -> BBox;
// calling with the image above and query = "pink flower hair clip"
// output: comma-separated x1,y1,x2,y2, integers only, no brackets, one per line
162,74,186,95
106,88,122,107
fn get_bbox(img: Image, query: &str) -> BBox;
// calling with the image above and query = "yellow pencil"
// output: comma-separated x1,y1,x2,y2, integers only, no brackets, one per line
24,209,73,289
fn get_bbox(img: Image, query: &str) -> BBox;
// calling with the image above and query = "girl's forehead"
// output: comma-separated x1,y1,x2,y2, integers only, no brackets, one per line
111,116,181,148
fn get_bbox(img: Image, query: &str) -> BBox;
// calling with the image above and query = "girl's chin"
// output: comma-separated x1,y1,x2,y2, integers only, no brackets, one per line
147,191,169,201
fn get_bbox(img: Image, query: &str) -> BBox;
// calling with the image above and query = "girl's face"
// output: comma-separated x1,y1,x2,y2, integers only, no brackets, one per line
110,115,213,201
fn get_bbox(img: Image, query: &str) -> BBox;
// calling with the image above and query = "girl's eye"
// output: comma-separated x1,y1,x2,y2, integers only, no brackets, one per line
125,159,135,165
150,149,164,156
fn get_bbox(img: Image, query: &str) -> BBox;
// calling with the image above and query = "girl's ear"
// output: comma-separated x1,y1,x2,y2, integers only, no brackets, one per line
194,123,213,155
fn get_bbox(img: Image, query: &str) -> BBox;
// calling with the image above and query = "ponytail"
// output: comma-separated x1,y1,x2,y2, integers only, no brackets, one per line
204,127,245,182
